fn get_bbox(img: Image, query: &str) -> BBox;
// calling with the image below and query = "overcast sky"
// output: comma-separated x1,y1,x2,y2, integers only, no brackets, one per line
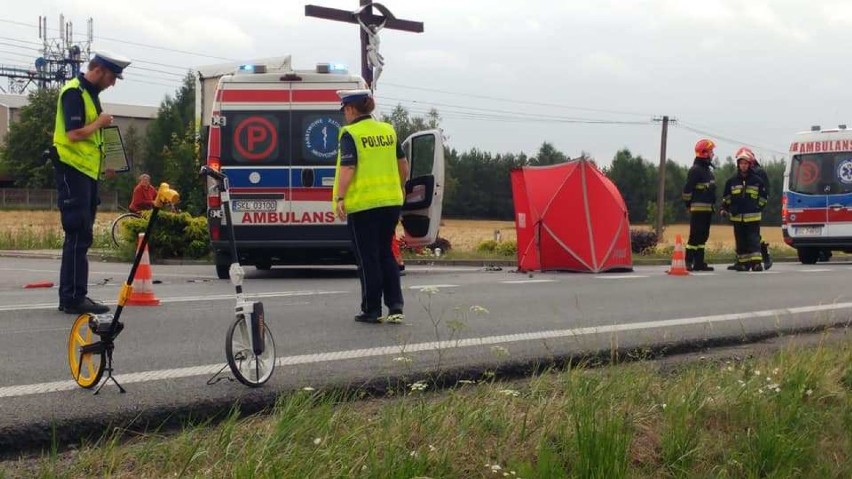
1,0,849,166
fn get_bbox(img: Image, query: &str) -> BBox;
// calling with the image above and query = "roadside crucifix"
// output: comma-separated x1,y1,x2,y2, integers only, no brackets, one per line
304,1,424,90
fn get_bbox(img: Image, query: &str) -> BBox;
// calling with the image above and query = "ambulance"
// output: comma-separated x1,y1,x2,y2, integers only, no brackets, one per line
782,125,852,264
196,56,444,278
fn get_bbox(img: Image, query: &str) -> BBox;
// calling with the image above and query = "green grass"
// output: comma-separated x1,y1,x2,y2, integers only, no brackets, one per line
2,336,849,478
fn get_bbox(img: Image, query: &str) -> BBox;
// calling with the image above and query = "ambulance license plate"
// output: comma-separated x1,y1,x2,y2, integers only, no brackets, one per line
232,200,277,212
795,225,822,236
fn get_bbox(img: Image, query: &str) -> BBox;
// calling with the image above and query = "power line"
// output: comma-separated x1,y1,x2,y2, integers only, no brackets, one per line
0,17,237,62
95,36,237,62
126,65,186,78
0,41,38,52
123,78,184,88
0,35,41,46
0,49,34,60
676,122,787,156
381,81,656,118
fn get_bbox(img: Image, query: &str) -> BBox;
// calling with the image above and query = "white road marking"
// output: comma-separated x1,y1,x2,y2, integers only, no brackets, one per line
408,284,460,290
689,272,716,276
0,290,345,313
3,301,850,399
802,269,833,273
0,267,218,280
596,275,648,279
500,280,558,284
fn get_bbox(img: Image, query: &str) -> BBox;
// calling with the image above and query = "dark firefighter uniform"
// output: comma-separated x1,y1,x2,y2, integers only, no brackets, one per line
752,162,773,270
682,158,716,271
722,169,768,271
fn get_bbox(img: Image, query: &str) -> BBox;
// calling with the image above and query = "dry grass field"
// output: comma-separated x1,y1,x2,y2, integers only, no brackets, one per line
438,219,787,251
0,211,786,252
0,210,118,236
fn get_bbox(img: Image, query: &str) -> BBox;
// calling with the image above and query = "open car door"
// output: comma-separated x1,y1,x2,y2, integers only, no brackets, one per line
401,130,445,247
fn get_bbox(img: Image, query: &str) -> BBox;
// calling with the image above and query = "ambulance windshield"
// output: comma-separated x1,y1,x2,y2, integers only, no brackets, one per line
790,153,852,195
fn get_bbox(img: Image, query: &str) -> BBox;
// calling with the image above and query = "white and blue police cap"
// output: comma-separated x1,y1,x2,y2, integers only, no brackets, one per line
91,51,131,79
337,89,372,110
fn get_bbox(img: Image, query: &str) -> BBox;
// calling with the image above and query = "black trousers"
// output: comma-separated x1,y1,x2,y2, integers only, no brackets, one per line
54,160,98,305
733,222,761,263
347,205,403,316
687,211,712,249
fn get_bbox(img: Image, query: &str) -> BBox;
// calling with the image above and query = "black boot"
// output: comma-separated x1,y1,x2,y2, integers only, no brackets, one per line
733,262,749,272
685,249,695,272
693,249,714,271
761,242,772,271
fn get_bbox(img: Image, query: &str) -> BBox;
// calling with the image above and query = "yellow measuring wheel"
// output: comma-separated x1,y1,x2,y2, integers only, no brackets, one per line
65,182,180,394
67,313,105,388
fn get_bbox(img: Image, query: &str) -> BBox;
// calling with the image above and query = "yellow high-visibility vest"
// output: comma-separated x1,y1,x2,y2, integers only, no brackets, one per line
333,118,403,214
53,77,103,180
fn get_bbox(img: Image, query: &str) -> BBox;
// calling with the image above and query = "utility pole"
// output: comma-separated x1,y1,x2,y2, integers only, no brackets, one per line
304,1,423,89
652,115,676,238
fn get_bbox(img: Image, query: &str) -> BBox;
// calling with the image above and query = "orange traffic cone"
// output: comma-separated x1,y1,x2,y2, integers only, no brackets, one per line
127,233,161,306
666,234,690,276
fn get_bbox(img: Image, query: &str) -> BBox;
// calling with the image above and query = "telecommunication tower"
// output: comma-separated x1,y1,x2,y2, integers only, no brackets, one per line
0,15,92,94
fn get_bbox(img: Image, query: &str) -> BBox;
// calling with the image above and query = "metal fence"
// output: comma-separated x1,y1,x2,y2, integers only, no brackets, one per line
0,188,120,210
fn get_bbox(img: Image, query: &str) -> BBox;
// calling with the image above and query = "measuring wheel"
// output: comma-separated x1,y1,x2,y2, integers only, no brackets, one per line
225,316,276,387
67,313,106,388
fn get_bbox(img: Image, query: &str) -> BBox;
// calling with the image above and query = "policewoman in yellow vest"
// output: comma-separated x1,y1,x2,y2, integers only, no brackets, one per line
333,89,410,324
52,51,130,315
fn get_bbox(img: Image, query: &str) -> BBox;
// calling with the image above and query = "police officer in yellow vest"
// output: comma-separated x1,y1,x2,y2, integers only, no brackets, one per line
333,89,410,324
53,51,130,315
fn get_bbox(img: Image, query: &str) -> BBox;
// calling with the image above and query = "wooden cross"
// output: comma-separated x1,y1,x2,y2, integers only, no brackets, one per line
305,1,424,88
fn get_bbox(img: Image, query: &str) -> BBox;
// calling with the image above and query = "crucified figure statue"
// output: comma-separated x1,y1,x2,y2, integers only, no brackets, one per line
358,18,386,89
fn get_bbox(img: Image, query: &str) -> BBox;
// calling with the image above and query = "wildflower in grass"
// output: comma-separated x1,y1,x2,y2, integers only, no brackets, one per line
429,444,437,452
498,389,520,397
754,370,761,376
491,345,510,358
470,305,489,315
409,450,418,458
490,464,503,472
661,403,667,410
409,381,428,392
806,389,813,396
458,379,475,385
313,437,322,445
302,386,315,391
393,356,412,363
419,286,440,295
772,368,779,375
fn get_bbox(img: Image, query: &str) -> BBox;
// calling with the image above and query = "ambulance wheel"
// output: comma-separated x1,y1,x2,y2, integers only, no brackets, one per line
67,313,105,389
225,316,276,387
797,247,819,265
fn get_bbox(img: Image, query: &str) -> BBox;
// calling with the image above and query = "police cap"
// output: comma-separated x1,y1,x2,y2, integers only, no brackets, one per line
337,89,372,110
91,51,131,79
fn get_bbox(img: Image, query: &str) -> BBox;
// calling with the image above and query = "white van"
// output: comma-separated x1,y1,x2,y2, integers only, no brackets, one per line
196,57,445,278
782,125,852,263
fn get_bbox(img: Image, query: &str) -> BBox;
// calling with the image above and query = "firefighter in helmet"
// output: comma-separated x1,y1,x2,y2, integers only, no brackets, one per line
681,138,717,271
721,148,768,271
746,148,773,270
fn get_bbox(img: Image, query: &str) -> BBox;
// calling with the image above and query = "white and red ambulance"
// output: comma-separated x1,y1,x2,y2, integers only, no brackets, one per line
782,125,852,263
196,57,444,278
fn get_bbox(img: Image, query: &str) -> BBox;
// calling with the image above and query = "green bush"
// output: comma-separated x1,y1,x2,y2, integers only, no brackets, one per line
476,239,499,253
122,211,210,260
495,240,517,256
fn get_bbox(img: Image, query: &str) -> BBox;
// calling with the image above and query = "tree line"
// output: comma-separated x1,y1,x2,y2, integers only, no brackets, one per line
0,79,785,226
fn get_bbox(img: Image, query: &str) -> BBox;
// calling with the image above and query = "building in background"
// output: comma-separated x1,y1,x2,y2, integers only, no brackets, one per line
0,93,158,186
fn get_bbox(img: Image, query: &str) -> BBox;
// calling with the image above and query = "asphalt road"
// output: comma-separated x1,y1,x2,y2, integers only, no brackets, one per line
0,256,850,453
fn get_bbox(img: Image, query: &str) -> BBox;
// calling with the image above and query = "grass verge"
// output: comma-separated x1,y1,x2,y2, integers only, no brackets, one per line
3,335,849,478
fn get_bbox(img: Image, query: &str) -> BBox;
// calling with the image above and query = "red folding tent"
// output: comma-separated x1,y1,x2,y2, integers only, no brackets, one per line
511,158,633,273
